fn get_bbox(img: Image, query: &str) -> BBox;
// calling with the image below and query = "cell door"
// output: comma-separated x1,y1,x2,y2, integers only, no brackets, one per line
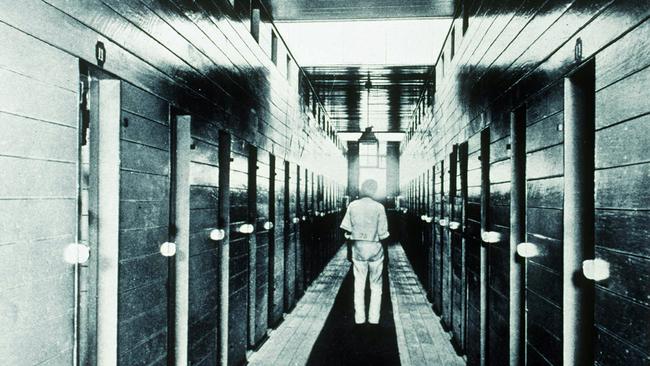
300,168,311,286
464,131,485,366
441,148,455,331
284,161,297,311
295,165,304,296
487,117,512,366
451,142,469,353
426,167,436,301
117,82,174,366
253,149,271,345
524,83,565,366
432,161,444,315
228,136,250,366
187,117,221,364
269,155,285,327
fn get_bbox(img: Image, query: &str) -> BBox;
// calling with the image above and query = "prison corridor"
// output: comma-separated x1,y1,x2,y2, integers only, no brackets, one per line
248,243,464,366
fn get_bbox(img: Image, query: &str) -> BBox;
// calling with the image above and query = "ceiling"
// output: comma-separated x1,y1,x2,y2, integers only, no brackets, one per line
305,65,433,132
264,0,455,21
275,18,451,66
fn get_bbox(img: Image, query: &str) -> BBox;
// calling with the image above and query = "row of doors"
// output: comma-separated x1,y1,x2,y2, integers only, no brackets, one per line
78,66,345,366
400,61,603,366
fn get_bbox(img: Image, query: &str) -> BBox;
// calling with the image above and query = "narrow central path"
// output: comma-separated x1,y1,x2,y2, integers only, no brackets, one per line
248,243,466,366
306,246,400,366
248,246,349,366
389,244,465,366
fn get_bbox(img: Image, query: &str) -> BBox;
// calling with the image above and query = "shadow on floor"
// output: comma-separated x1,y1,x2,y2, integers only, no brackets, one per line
306,254,401,366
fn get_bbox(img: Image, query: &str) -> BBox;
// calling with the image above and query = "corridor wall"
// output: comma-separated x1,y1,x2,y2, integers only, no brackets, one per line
399,1,649,365
0,1,347,366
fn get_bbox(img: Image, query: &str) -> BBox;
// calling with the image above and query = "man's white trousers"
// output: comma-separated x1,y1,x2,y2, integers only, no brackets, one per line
352,257,383,324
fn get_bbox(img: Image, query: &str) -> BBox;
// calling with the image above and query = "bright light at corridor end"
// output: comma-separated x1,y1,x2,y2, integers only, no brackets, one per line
276,18,452,66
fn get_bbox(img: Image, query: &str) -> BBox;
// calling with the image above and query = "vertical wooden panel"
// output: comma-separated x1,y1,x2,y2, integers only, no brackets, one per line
283,161,296,311
295,165,304,297
254,149,271,345
441,147,456,331
173,115,191,366
218,131,231,366
509,107,525,366
188,119,220,366
96,79,121,366
247,145,257,348
270,159,285,325
228,136,249,366
433,161,444,315
451,142,468,354
564,61,596,365
525,82,565,366
487,120,511,366
266,153,277,329
465,130,483,366
117,82,170,366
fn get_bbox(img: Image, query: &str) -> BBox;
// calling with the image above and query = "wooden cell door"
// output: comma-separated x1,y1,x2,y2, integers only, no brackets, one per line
486,119,512,366
283,161,297,311
269,155,285,328
524,83,566,366
441,148,456,331
117,81,174,366
432,160,444,315
451,142,468,353
187,116,221,364
228,136,250,366
464,130,486,366
252,149,272,346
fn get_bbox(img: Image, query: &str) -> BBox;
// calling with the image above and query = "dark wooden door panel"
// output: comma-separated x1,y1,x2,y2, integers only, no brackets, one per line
433,161,444,315
254,150,271,344
118,82,171,365
465,130,483,365
228,136,249,366
524,83,564,366
284,161,297,310
188,120,220,365
487,128,511,366
269,159,285,325
451,142,468,353
441,149,455,331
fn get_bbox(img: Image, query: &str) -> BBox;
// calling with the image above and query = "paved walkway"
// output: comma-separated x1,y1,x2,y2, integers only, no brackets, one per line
248,246,350,366
248,243,466,365
389,244,465,366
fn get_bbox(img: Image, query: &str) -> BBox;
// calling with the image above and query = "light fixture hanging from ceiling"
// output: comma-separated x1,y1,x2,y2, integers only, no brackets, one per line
359,73,378,144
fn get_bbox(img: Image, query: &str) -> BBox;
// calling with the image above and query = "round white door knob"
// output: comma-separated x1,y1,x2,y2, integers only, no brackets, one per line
516,242,539,258
263,221,274,230
583,259,610,281
209,229,225,241
439,218,449,227
160,242,176,257
64,243,91,264
292,217,300,224
449,221,461,230
238,224,254,234
481,231,501,243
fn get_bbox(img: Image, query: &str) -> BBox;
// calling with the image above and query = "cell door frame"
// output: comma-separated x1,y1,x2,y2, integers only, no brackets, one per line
79,67,121,366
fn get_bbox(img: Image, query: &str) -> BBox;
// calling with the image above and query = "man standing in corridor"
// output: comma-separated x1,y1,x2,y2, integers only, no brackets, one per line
340,179,390,325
